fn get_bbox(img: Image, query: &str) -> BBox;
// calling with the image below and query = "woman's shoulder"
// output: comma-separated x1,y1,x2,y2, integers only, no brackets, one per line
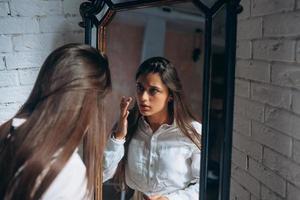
42,150,87,200
191,121,202,135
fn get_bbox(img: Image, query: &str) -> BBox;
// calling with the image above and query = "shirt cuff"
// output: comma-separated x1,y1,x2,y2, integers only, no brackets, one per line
111,135,126,144
105,136,125,153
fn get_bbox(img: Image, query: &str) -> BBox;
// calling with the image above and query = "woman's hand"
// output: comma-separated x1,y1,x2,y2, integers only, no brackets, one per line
145,194,169,200
114,96,132,139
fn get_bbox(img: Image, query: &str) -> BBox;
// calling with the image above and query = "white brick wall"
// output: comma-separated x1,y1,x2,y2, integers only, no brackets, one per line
232,0,300,199
251,0,294,17
0,0,85,124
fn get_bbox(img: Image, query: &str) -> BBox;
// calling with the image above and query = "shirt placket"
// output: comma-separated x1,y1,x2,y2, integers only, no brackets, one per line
148,132,159,187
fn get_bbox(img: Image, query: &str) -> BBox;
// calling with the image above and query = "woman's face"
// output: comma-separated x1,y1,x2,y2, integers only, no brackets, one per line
136,72,171,119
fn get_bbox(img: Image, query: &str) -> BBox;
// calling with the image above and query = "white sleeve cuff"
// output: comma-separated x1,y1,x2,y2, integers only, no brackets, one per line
111,135,126,144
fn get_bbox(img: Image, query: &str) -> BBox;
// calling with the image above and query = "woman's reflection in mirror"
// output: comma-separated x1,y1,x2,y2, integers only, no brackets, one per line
0,43,112,200
103,57,202,200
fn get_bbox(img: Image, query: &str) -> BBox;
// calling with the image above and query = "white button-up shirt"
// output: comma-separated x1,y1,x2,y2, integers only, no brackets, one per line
11,118,87,200
103,118,201,200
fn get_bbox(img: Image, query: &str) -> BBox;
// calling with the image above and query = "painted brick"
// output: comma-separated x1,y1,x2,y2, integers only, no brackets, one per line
237,18,262,40
235,79,250,98
0,17,39,34
234,97,265,122
250,194,259,200
293,139,300,165
265,106,300,140
231,164,260,196
292,91,300,115
233,131,263,161
232,147,248,169
263,147,300,187
236,40,251,59
18,68,40,85
296,41,300,63
39,16,82,33
230,178,251,200
0,56,5,70
10,0,63,16
236,60,270,82
0,70,18,87
264,12,300,37
248,158,286,197
287,183,300,200
0,35,12,53
271,63,300,89
238,0,250,20
5,52,48,69
0,86,32,104
63,0,85,15
12,33,65,51
253,40,295,62
0,103,21,125
63,31,84,43
0,2,9,17
251,82,292,109
252,121,293,157
251,0,294,16
261,185,284,200
233,112,251,136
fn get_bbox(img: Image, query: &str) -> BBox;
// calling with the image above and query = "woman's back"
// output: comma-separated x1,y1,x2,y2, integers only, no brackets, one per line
0,43,111,200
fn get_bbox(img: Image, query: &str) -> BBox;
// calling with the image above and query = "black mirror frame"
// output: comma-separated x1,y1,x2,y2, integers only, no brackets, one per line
79,1,243,199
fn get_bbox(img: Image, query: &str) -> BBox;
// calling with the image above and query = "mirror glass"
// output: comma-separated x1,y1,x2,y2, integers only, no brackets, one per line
206,4,226,200
102,1,206,199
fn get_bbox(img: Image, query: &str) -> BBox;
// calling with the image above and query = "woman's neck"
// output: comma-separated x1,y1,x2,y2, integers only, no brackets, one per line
145,112,172,132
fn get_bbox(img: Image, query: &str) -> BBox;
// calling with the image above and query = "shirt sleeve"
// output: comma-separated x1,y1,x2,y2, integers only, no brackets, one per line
103,136,126,182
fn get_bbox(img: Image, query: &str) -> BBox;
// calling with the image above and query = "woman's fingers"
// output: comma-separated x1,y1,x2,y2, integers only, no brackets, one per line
120,96,132,118
114,96,132,139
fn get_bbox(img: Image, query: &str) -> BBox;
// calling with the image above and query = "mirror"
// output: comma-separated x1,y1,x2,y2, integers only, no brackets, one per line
103,2,205,199
79,0,241,199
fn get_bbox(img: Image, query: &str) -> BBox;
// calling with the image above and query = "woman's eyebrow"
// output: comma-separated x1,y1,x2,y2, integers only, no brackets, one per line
136,81,163,90
149,85,162,90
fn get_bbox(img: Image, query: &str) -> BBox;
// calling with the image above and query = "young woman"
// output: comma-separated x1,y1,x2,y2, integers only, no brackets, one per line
103,57,201,200
0,43,111,200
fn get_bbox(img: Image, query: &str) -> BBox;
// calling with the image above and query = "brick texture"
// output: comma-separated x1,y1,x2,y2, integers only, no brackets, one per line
0,0,85,123
231,0,300,199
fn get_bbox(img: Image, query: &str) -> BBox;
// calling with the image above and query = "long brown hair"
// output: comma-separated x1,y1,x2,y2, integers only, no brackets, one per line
0,43,111,200
113,56,201,189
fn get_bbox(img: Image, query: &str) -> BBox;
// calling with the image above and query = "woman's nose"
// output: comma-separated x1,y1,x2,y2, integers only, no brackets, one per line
140,91,149,101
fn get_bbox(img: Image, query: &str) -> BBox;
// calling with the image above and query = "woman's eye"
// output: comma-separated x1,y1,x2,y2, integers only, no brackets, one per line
149,88,158,95
136,85,144,93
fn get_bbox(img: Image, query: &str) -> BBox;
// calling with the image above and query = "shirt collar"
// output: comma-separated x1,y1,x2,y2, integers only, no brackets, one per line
138,116,177,134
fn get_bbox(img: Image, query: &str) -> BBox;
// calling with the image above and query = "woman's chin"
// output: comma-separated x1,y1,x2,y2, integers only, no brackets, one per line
139,109,151,116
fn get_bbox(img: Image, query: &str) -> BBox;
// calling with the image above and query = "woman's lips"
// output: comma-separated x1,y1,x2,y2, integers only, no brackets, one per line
139,104,151,111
